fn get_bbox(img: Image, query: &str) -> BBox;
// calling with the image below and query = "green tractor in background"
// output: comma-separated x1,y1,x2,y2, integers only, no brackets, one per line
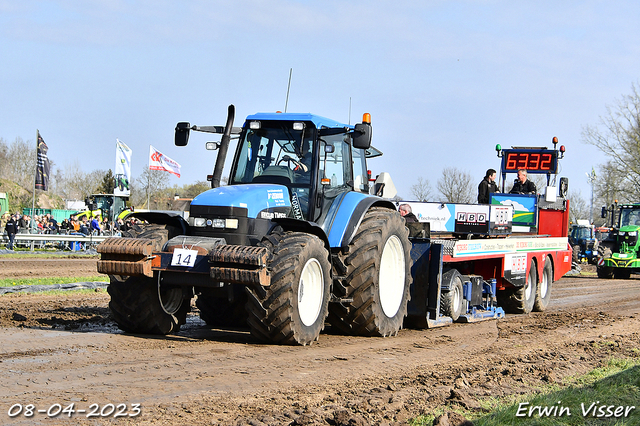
598,203,640,279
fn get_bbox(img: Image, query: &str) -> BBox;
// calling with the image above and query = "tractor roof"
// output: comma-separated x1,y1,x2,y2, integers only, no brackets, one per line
245,112,353,130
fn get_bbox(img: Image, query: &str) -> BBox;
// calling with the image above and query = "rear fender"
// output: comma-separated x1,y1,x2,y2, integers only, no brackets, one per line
320,192,396,249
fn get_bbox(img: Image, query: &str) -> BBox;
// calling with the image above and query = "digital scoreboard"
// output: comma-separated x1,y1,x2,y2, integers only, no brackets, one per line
500,149,559,174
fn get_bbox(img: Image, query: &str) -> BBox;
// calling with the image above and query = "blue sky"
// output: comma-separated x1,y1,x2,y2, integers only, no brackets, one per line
1,1,638,202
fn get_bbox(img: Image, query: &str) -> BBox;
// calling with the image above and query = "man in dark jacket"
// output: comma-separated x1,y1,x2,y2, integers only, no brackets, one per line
5,214,17,250
398,204,418,223
509,169,537,194
478,168,499,203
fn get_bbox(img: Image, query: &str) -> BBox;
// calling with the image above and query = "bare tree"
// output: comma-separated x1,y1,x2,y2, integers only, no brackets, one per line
410,176,432,202
594,160,625,208
134,167,170,209
437,167,475,203
582,82,640,203
567,189,590,223
0,138,8,179
2,137,36,189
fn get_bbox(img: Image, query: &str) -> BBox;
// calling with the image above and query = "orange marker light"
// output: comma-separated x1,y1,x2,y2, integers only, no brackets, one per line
362,113,371,124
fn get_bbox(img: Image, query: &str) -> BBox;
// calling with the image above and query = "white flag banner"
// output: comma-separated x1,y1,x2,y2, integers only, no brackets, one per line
149,145,181,178
114,139,132,196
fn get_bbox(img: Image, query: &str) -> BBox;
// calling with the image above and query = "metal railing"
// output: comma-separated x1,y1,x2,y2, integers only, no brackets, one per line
1,232,113,251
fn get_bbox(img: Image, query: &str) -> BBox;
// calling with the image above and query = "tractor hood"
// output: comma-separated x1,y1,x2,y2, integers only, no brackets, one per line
190,184,291,219
618,225,640,233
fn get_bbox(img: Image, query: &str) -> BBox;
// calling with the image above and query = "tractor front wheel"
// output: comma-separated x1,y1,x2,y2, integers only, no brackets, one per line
107,223,190,335
245,231,331,345
108,275,189,334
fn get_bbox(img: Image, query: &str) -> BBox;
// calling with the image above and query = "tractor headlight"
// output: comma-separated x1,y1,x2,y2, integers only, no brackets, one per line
211,219,225,228
189,217,238,229
629,231,638,237
619,232,626,237
189,217,206,227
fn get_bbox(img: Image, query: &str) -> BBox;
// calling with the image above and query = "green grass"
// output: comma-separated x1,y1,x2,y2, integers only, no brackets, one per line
412,358,640,426
0,252,98,259
0,276,108,288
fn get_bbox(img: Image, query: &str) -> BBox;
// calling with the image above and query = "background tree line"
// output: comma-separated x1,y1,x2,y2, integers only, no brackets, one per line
406,82,640,227
0,137,210,211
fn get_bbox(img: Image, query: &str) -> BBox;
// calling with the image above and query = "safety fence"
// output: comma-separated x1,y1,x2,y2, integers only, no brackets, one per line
1,232,111,251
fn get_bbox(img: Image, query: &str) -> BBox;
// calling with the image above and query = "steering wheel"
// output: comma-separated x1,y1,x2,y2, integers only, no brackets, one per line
278,155,306,171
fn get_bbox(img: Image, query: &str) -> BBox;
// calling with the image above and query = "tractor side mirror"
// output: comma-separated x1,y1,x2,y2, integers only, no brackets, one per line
352,122,372,149
175,122,191,146
601,206,607,219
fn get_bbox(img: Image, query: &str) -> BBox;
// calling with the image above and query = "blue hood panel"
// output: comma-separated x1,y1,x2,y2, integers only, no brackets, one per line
191,184,291,219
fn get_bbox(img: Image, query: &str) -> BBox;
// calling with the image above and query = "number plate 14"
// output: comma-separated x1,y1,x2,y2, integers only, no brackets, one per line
170,248,198,267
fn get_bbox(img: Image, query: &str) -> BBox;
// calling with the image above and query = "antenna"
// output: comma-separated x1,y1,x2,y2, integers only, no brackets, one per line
348,97,352,125
284,68,292,112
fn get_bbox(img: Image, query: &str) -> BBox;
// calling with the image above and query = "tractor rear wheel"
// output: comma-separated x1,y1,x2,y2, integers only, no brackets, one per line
533,257,553,312
440,269,464,321
498,259,537,314
613,269,632,279
107,223,190,334
328,207,412,337
245,231,331,345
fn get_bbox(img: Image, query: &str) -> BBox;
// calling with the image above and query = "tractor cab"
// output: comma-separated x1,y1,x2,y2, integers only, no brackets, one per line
175,108,377,246
229,113,372,222
614,204,640,254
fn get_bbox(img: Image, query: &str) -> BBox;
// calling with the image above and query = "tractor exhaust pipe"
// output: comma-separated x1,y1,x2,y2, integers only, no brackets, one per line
211,104,235,188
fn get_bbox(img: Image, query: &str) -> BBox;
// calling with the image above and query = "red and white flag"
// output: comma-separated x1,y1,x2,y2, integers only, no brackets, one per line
149,145,181,178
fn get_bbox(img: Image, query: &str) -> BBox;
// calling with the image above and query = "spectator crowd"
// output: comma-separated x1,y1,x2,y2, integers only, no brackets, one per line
2,211,143,250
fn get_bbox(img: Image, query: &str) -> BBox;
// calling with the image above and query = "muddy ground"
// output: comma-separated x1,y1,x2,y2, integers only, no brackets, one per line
0,259,639,425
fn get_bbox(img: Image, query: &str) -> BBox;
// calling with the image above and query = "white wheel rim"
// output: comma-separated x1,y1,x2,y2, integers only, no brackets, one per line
525,268,534,300
298,258,324,327
452,281,461,312
540,266,549,298
379,235,406,318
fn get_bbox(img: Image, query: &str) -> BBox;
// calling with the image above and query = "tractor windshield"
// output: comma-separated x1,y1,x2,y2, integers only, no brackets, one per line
230,121,318,220
231,122,316,186
619,208,640,227
571,227,592,240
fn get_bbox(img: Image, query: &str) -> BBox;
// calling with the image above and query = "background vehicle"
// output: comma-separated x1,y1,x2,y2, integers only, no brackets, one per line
569,220,598,264
598,203,640,279
75,194,129,223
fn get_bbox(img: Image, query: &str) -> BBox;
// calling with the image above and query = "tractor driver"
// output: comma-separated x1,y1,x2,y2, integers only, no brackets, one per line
294,138,312,173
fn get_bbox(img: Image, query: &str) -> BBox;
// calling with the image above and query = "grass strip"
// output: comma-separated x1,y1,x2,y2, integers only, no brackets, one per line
0,276,108,288
0,253,98,259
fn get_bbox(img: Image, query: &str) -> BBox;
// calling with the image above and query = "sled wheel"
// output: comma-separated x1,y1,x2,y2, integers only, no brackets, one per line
534,257,553,312
328,207,412,337
499,258,537,314
245,231,331,345
440,269,465,321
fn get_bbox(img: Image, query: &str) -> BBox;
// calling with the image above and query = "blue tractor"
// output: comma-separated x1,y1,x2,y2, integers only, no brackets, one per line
97,105,413,345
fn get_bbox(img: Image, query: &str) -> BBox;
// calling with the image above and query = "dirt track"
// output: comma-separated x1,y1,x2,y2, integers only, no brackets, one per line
0,258,639,425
